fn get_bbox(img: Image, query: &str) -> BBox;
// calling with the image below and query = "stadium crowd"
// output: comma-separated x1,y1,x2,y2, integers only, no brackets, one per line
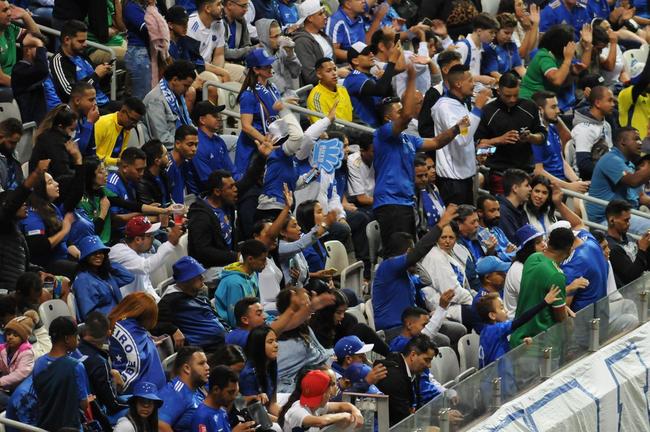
0,0,646,429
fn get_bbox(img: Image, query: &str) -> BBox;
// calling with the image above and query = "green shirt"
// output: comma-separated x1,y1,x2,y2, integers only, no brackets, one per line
519,48,561,101
510,252,566,348
0,23,20,75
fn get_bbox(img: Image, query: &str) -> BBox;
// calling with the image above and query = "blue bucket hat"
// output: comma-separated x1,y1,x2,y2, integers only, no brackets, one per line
344,363,382,394
172,256,206,283
78,235,110,262
246,48,275,68
130,381,163,406
515,224,544,250
475,256,510,276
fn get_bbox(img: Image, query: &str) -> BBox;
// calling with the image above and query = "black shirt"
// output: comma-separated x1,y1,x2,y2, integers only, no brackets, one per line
475,98,547,172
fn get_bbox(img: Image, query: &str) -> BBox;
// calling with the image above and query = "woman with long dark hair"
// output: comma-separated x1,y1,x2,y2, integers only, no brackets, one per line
109,292,166,393
240,325,281,416
524,175,557,233
29,105,79,181
73,235,134,321
114,381,162,432
295,200,337,280
503,224,547,319
235,48,282,178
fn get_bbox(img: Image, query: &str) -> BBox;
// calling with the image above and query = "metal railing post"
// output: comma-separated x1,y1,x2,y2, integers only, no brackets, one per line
640,291,648,323
438,408,450,432
589,318,601,352
0,417,48,432
490,377,502,410
541,347,553,379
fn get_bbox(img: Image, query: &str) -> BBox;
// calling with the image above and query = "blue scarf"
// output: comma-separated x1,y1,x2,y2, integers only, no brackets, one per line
159,78,192,127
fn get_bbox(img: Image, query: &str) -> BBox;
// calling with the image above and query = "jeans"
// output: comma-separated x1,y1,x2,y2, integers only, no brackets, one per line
125,46,151,100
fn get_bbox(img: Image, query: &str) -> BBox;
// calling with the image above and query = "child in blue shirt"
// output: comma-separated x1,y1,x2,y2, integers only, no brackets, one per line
471,256,511,333
476,286,560,369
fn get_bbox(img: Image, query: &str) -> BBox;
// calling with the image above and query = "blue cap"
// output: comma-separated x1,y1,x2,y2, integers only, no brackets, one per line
130,381,163,406
475,256,510,276
78,235,110,261
246,48,275,68
172,256,206,283
515,224,544,249
344,363,382,394
334,335,373,360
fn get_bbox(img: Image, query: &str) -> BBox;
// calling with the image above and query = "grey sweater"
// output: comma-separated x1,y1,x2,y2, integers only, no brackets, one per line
293,28,333,86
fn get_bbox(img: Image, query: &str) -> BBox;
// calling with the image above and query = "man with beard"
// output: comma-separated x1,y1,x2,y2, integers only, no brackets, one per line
531,91,590,193
497,168,532,243
414,154,445,238
476,194,516,262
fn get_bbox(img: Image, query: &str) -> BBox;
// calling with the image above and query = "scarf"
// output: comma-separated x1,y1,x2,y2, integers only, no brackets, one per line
159,78,192,127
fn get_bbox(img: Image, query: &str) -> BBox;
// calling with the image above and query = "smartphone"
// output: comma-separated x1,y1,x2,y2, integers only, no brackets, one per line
421,18,433,26
394,33,400,43
108,58,116,65
476,147,496,156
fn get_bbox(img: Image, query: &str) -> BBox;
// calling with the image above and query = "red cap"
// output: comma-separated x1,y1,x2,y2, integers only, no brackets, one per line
299,370,331,409
125,216,161,238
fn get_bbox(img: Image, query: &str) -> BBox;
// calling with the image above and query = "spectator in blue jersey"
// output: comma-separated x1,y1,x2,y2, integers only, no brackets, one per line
481,13,526,81
114,381,163,432
522,176,558,234
372,64,468,250
235,49,281,179
137,140,173,207
476,286,560,368
226,297,267,347
239,325,281,415
414,155,446,238
78,311,129,424
193,365,256,432
539,0,591,40
73,235,134,321
33,316,90,431
167,125,201,204
326,0,377,62
29,105,81,182
372,204,457,340
215,239,268,327
454,13,499,86
192,102,234,191
531,91,589,193
154,256,228,352
0,119,24,192
68,82,100,157
21,151,84,277
471,256,510,333
123,0,152,99
109,292,166,394
158,345,210,432
476,194,517,262
187,145,269,269
49,20,112,108
342,42,399,128
276,0,299,29
143,60,197,148
331,335,382,378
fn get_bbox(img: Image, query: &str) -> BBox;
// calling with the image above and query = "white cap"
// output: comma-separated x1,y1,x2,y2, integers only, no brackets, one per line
268,118,288,143
548,220,571,233
296,0,325,26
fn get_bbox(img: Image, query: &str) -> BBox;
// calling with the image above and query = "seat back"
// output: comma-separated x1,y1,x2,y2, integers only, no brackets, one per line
458,333,480,372
162,352,177,379
346,304,367,326
340,261,364,299
365,221,382,267
66,292,77,321
156,277,176,297
324,240,349,275
38,299,73,329
430,346,460,386
364,299,375,330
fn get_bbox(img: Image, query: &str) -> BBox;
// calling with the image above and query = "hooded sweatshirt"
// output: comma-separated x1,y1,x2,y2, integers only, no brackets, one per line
571,107,613,181
215,262,260,327
293,28,333,86
255,19,302,96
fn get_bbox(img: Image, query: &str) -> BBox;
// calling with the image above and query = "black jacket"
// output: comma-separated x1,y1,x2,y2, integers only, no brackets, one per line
418,86,443,139
497,195,528,243
137,169,173,206
11,46,48,124
29,128,74,182
78,340,129,416
0,185,35,291
187,153,266,268
374,352,421,426
607,233,650,286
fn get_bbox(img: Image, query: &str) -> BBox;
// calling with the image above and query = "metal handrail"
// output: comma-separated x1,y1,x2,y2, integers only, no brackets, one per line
562,188,650,220
36,24,118,100
202,80,375,134
0,417,47,432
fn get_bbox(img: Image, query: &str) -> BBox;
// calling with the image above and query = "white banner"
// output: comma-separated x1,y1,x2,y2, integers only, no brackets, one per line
470,322,650,432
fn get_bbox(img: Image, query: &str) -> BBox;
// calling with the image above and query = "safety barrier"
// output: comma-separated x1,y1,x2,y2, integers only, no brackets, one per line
0,416,47,432
36,24,118,100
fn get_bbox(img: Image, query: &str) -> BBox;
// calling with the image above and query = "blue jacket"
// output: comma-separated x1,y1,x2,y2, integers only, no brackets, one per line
215,263,260,328
73,262,134,321
109,318,166,394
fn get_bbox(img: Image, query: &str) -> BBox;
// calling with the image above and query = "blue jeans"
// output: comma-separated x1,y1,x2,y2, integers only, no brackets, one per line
125,46,151,100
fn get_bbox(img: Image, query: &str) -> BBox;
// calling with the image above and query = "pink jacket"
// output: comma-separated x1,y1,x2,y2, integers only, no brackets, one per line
0,341,34,390
145,4,170,88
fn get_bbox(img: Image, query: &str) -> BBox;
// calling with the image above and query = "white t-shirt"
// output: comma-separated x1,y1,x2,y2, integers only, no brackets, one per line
503,261,523,320
347,151,374,198
455,36,483,76
600,44,624,86
282,401,327,432
312,32,333,59
187,12,226,64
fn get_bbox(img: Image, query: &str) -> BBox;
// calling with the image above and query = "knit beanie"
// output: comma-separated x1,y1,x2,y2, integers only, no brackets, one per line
5,310,38,342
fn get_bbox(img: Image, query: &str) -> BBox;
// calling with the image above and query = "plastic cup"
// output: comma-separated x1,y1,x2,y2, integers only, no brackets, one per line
171,203,185,225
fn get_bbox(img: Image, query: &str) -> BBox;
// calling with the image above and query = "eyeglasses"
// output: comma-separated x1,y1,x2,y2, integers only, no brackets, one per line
232,1,249,8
